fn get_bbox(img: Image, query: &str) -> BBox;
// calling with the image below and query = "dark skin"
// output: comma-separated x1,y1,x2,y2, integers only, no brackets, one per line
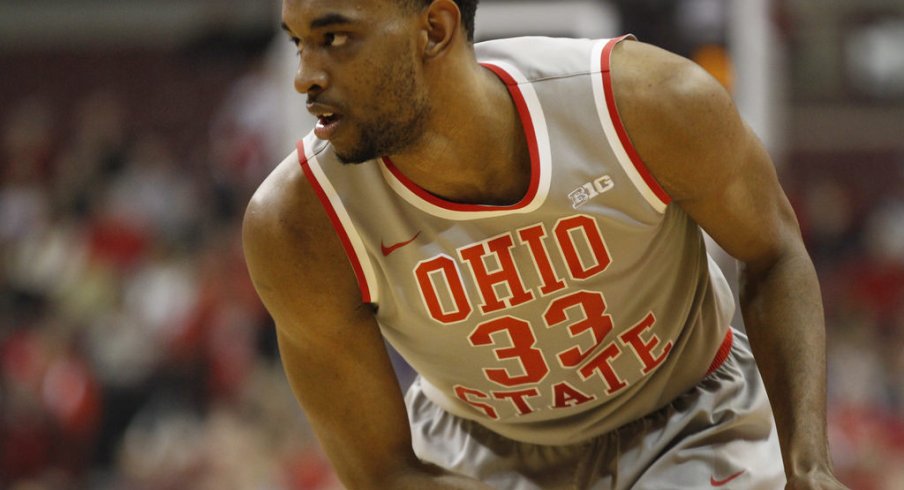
243,0,848,488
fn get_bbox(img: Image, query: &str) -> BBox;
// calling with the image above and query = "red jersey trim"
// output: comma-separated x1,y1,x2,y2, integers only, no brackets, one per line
380,62,541,214
297,140,373,304
705,328,734,376
600,36,672,207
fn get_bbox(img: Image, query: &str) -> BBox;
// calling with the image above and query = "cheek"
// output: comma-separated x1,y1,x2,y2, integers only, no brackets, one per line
347,54,387,96
344,39,422,114
352,66,408,112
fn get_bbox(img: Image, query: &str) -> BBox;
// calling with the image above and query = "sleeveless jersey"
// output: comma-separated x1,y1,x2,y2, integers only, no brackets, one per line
294,36,736,445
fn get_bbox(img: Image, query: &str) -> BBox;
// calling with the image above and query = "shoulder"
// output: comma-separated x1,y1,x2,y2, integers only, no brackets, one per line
243,151,309,260
243,148,362,326
609,40,735,133
242,152,312,298
609,40,747,202
244,139,337,260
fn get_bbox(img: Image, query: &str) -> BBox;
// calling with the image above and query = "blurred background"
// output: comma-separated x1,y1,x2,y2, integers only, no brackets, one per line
1,0,903,489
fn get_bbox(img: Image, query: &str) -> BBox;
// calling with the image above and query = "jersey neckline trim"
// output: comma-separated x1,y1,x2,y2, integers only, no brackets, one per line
379,60,552,221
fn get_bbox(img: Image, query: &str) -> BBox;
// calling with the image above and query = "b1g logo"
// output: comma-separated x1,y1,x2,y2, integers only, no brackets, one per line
569,175,614,209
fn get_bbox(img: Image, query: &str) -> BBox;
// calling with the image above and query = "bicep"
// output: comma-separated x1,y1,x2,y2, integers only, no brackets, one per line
611,41,803,266
242,165,417,486
678,124,803,268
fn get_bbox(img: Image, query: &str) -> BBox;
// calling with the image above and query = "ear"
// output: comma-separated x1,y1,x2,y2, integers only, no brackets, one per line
420,0,461,59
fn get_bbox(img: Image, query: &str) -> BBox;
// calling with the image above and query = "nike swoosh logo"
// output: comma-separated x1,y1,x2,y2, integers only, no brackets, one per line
381,231,421,257
710,470,745,487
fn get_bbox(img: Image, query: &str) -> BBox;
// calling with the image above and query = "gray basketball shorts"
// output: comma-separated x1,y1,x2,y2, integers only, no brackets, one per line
405,329,785,489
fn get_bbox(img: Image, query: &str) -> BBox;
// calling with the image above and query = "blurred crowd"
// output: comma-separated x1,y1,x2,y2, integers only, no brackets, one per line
1,35,903,490
0,49,342,489
785,154,904,490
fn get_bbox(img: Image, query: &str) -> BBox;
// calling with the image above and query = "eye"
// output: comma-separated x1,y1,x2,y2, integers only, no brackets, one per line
289,37,302,55
324,33,348,47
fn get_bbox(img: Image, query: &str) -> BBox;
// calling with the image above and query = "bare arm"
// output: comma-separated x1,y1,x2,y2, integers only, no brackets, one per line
611,41,846,489
242,158,492,490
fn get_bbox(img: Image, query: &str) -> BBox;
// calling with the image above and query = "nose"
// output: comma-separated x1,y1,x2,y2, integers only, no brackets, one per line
293,53,328,95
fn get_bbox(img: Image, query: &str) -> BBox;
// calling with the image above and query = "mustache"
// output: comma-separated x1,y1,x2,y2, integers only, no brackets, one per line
306,94,339,108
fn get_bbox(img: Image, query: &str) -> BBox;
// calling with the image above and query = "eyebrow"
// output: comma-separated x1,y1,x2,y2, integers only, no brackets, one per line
281,13,355,36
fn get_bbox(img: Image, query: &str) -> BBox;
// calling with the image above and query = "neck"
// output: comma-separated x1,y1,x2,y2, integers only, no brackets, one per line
388,59,531,205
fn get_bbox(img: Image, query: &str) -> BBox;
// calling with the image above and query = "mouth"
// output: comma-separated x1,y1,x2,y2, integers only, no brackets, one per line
308,103,344,141
314,113,342,141
317,112,339,126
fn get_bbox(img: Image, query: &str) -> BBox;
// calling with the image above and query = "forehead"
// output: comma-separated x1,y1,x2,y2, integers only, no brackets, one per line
282,0,400,29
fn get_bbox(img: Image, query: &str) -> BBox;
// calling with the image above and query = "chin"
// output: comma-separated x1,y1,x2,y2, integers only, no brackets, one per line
334,146,378,165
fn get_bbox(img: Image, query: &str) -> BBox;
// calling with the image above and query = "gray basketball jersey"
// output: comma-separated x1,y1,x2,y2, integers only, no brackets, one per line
294,36,736,445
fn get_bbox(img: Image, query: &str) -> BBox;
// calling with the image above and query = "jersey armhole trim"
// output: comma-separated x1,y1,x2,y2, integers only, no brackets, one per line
593,35,672,214
297,140,378,304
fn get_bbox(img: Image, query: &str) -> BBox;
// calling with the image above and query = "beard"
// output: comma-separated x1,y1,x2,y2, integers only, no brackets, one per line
335,101,430,165
333,55,431,165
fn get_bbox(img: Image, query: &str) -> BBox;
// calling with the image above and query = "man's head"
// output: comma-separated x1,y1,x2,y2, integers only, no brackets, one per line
283,0,480,164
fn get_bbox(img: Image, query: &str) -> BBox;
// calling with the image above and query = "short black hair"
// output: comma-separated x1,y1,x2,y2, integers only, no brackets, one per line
401,0,479,41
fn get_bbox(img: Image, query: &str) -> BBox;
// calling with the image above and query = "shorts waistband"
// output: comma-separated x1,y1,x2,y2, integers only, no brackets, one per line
705,328,734,376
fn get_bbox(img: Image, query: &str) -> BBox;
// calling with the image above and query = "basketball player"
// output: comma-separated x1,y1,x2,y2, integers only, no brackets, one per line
243,0,847,488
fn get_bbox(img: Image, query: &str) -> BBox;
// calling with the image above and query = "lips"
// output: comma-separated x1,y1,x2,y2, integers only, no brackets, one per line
308,102,343,141
314,113,342,140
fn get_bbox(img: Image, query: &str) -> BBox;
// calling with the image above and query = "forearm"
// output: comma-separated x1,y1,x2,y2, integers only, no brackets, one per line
274,327,494,490
739,245,833,478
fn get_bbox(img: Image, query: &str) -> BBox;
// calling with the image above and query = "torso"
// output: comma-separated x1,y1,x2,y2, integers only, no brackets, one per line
295,36,735,445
